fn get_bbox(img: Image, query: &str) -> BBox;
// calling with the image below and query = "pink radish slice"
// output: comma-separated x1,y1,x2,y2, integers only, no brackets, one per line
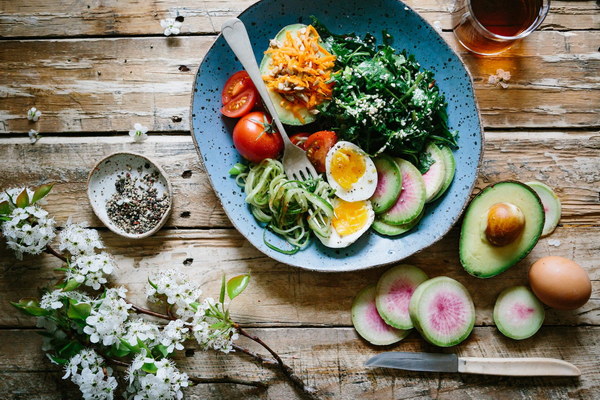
409,277,475,347
352,284,410,345
370,155,403,214
376,265,428,329
380,159,426,226
493,286,545,340
421,143,446,203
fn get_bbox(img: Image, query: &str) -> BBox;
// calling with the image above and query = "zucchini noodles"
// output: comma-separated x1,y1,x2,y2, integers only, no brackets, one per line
232,159,335,254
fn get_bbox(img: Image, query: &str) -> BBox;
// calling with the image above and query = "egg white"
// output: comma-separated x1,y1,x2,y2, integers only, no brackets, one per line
316,198,375,248
325,141,378,202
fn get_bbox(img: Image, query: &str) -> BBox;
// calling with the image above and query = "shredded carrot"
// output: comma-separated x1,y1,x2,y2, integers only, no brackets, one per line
262,25,335,122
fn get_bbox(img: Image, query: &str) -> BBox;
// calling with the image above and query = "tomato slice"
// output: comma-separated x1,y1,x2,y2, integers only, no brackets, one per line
221,88,258,118
305,130,338,173
289,133,311,150
222,71,255,105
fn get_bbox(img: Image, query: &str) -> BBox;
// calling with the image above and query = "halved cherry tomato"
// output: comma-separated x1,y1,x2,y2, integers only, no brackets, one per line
289,132,311,150
233,111,284,163
222,71,255,105
221,88,258,118
305,130,338,173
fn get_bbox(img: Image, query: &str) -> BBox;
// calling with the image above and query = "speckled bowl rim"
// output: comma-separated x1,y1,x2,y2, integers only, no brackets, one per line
189,0,485,272
86,151,173,239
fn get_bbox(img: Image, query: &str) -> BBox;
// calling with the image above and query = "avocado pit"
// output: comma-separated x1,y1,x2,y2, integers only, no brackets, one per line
484,202,525,246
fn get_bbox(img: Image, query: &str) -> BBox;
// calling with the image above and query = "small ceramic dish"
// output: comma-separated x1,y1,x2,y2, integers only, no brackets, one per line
87,152,172,239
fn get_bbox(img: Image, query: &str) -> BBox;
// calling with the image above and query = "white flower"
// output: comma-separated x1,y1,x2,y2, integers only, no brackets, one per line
84,287,131,346
122,318,161,347
58,222,104,257
147,269,202,320
64,349,117,400
40,289,92,311
126,357,189,400
160,18,182,36
29,129,41,144
191,297,238,353
128,123,149,142
27,107,42,122
1,205,56,259
159,319,189,353
68,252,115,290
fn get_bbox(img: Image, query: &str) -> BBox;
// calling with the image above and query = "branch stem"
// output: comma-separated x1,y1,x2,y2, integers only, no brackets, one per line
44,245,67,262
127,301,175,320
189,376,268,389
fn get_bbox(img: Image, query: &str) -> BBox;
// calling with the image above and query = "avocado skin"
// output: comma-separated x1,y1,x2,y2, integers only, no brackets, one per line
459,181,544,278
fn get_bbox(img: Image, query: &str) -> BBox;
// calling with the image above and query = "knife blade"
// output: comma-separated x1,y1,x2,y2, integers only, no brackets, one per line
365,352,581,377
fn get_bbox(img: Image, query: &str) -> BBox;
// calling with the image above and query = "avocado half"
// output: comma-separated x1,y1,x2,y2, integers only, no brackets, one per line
459,181,545,278
259,24,318,126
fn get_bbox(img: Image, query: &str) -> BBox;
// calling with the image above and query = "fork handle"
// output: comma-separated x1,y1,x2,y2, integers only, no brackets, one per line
221,18,290,144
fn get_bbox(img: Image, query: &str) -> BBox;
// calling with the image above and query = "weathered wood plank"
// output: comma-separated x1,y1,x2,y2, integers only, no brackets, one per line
1,327,599,399
1,224,598,328
0,132,597,228
0,0,596,38
0,32,598,133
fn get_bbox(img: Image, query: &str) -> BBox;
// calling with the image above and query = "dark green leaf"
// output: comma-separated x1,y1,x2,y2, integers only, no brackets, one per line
142,362,158,374
109,342,131,358
47,354,69,365
0,216,11,221
153,344,170,359
16,189,29,208
219,274,226,304
32,184,53,204
227,274,250,300
10,298,50,317
0,201,10,215
66,299,91,321
58,341,84,359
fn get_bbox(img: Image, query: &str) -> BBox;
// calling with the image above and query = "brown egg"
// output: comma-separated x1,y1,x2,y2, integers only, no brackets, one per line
529,256,592,310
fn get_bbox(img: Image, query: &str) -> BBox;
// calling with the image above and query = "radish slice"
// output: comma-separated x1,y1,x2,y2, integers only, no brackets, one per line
376,265,429,329
409,277,475,347
421,143,447,203
352,284,410,345
526,181,561,236
493,286,545,340
380,159,426,226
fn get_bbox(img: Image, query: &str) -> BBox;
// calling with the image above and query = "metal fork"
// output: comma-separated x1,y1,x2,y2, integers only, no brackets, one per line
221,18,318,181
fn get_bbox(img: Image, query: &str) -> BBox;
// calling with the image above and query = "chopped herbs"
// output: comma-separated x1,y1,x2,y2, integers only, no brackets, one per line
106,167,170,234
312,19,458,171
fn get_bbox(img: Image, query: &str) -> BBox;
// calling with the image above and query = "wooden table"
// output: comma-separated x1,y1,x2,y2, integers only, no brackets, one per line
0,1,598,398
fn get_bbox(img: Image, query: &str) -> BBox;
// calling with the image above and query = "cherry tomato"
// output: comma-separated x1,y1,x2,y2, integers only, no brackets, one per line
305,130,338,173
222,71,255,105
221,88,257,118
233,112,284,163
289,133,311,150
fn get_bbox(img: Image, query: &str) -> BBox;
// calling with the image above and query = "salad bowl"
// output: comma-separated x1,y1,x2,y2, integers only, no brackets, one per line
190,0,483,272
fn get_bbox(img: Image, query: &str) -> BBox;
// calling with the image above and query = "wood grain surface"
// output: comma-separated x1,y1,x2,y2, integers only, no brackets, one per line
0,0,599,399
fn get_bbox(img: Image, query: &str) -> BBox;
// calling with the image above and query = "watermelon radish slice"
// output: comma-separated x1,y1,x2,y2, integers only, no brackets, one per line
421,143,447,203
526,181,561,236
379,159,426,226
493,286,545,340
430,146,456,202
372,210,424,237
409,277,475,347
370,155,403,214
376,265,429,330
351,284,410,345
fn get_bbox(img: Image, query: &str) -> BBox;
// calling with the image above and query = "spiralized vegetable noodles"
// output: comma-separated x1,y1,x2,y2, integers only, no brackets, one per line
233,159,335,253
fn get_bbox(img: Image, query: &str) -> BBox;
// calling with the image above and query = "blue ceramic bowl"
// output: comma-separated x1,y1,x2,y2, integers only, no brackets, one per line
191,0,483,272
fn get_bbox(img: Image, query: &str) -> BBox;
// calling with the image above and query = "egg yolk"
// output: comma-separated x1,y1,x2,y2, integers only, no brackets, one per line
330,148,366,190
332,200,369,236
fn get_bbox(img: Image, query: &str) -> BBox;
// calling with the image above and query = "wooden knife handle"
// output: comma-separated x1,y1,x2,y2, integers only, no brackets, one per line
457,357,581,376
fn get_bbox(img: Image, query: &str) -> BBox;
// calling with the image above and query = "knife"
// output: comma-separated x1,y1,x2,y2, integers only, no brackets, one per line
365,352,580,376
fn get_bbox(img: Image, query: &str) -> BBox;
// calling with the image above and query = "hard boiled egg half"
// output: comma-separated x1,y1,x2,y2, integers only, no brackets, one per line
325,141,378,202
317,197,375,248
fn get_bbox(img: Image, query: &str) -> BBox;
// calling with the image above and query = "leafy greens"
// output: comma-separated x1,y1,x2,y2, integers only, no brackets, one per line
312,19,458,171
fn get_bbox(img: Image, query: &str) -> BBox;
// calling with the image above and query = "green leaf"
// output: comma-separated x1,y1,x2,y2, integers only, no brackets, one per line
189,301,200,312
153,344,170,359
137,337,152,354
120,338,140,353
219,274,226,304
0,216,11,221
109,342,131,358
15,189,29,208
148,278,158,290
58,340,84,360
142,362,158,374
227,274,250,300
31,184,53,204
0,201,10,215
62,279,81,292
10,298,50,317
4,191,16,207
66,299,91,321
47,354,69,365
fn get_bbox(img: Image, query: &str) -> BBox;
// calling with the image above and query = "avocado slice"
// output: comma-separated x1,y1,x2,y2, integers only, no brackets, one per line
459,181,544,278
259,24,320,126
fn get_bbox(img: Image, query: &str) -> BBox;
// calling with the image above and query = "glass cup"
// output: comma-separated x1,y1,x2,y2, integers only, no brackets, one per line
452,0,551,55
